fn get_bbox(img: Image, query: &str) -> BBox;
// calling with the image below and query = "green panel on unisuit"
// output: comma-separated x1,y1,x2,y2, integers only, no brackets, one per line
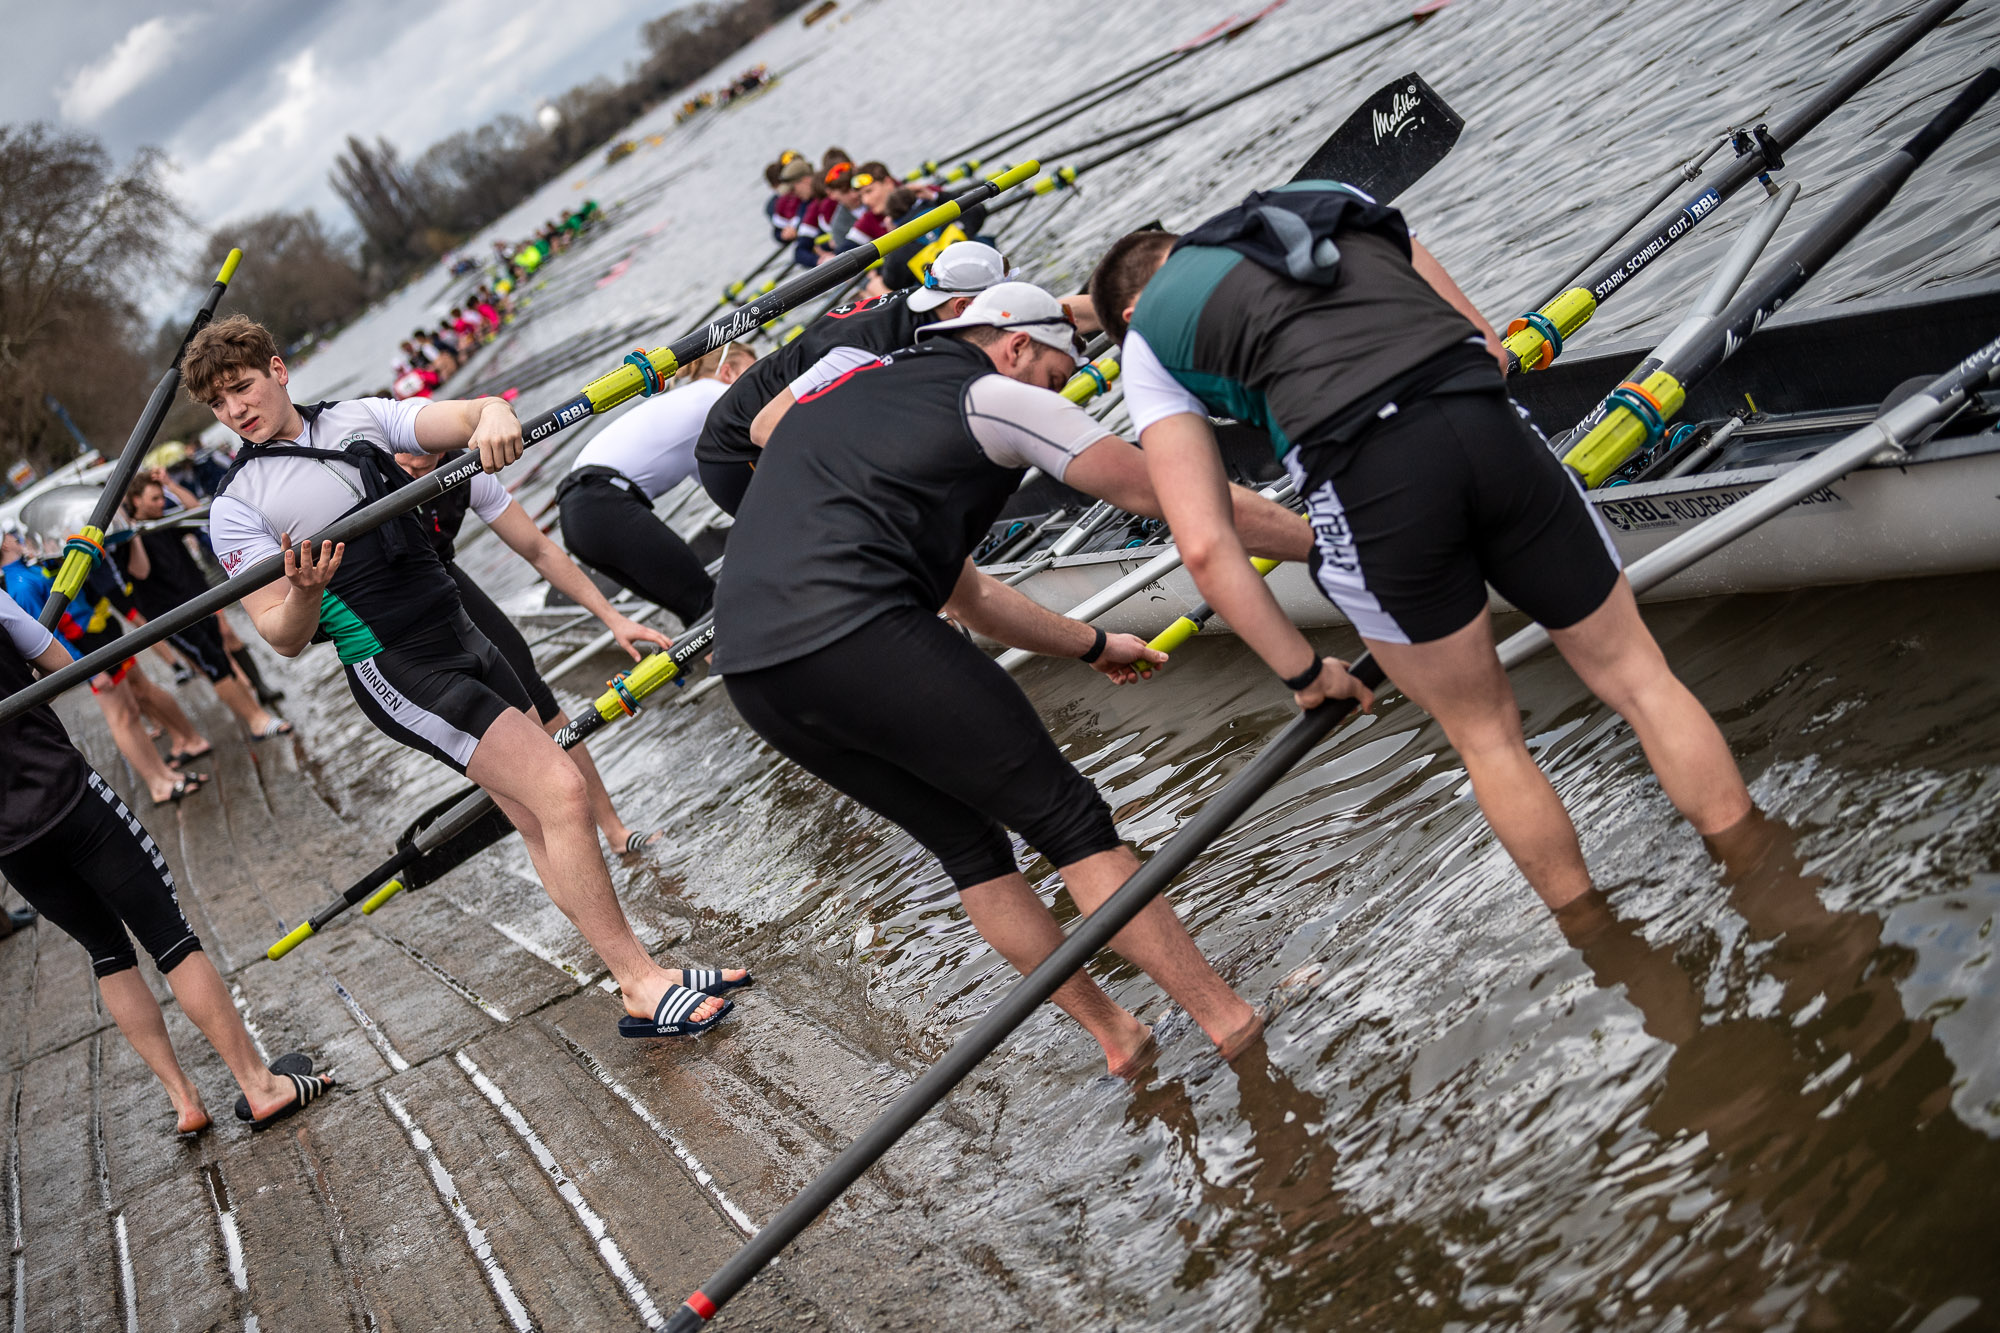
319,590,383,664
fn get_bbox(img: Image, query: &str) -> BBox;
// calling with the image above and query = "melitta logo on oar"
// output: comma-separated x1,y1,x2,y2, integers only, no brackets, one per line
1372,86,1424,143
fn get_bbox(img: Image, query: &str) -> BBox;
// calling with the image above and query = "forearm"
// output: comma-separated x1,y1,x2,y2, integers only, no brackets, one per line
251,588,323,657
944,570,1093,657
1186,545,1318,679
530,543,622,625
1411,239,1501,346
1226,485,1312,562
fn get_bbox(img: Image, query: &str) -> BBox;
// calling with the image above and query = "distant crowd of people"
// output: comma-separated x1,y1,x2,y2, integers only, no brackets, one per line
763,148,990,291
675,64,772,122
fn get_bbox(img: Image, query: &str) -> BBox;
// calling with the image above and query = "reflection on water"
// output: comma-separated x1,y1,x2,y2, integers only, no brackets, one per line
271,0,2000,1323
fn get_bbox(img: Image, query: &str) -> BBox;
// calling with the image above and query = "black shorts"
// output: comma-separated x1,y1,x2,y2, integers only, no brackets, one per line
168,615,234,683
1287,388,1623,644
696,457,756,519
447,563,561,724
724,607,1122,890
344,609,533,774
558,472,716,624
0,772,201,977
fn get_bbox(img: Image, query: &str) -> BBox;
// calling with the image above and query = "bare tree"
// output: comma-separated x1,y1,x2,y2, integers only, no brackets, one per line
196,210,368,352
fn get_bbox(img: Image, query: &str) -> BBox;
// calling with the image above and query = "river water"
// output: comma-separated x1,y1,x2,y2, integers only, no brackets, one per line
278,0,2000,1327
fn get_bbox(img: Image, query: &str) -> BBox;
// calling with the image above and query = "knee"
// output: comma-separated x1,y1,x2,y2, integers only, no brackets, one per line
536,757,590,817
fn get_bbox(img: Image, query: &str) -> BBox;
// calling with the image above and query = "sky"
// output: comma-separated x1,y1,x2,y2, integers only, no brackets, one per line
4,0,678,235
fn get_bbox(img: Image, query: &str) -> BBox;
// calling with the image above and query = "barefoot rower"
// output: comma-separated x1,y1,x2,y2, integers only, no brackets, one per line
1091,184,1753,910
187,315,746,1040
555,343,756,625
394,446,669,855
715,283,1310,1073
1,586,331,1132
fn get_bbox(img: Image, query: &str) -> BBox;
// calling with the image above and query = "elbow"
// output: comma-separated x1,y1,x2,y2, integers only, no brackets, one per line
1177,532,1227,580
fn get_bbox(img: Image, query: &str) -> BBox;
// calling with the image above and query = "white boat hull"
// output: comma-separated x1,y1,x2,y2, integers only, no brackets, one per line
985,438,2000,638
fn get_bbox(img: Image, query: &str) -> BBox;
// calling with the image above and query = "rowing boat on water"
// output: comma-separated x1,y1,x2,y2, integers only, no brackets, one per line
979,278,2000,637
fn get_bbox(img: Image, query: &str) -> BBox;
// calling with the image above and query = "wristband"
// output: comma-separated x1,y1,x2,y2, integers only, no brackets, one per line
1078,625,1107,664
1280,658,1323,692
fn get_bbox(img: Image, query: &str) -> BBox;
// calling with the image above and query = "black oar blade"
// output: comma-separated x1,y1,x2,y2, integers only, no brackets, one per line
1290,72,1462,201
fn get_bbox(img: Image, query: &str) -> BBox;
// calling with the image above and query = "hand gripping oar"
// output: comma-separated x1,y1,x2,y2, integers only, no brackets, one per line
1559,66,1999,486
266,620,717,959
1501,0,1966,375
0,163,1039,729
658,330,2000,1333
36,249,241,630
987,5,1458,217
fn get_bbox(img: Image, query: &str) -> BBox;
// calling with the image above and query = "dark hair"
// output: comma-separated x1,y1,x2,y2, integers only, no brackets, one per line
124,473,163,505
1088,229,1179,342
952,325,1004,348
854,160,891,184
182,315,282,403
884,185,918,219
820,146,851,171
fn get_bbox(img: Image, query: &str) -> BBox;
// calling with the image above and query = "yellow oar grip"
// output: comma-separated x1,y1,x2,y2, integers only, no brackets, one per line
267,921,315,960
1562,370,1687,486
215,248,242,285
1504,287,1597,372
360,880,405,914
1148,617,1201,656
48,525,106,600
1061,356,1121,404
592,649,685,722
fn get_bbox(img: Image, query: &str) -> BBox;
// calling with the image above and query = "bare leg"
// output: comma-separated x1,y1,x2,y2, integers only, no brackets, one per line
542,709,640,849
92,681,189,804
1549,577,1751,835
124,668,207,754
161,952,300,1119
1368,615,1593,909
468,710,732,1022
958,871,1153,1072
96,967,210,1132
1059,847,1260,1053
210,675,277,734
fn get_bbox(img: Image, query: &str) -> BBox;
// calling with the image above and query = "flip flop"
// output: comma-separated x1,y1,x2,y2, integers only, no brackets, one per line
251,718,293,741
234,1052,317,1121
245,1071,334,1131
622,830,663,854
167,744,214,769
618,985,732,1039
679,967,752,997
152,772,208,806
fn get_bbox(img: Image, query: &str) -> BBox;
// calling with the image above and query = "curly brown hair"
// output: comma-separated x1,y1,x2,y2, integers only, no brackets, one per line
182,314,281,403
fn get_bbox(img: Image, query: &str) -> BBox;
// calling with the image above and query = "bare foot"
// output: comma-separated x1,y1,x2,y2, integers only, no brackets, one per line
174,1100,212,1134
1106,1030,1158,1080
626,971,727,1025
1218,1006,1268,1063
243,1072,336,1122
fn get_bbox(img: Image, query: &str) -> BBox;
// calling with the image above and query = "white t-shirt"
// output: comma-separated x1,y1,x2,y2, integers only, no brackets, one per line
569,376,727,501
1,589,57,660
209,398,430,578
790,349,1110,480
462,472,513,526
1119,330,1211,435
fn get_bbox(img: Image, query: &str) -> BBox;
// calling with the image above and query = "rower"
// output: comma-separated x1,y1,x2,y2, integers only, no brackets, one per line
694,240,1083,516
187,315,746,1041
122,470,292,741
1,585,332,1133
1089,185,1754,911
392,447,668,856
556,343,754,623
713,282,1312,1074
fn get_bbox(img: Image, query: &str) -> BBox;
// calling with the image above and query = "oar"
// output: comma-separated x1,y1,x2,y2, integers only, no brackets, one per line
658,325,2000,1333
1501,0,1965,375
1560,66,1998,486
986,6,1456,217
36,249,241,630
266,621,716,959
0,163,1041,728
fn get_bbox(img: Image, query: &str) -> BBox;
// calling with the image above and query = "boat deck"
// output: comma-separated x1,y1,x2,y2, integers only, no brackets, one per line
0,638,1067,1332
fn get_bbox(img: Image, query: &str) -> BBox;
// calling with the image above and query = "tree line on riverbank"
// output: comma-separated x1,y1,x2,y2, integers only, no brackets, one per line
1,0,806,479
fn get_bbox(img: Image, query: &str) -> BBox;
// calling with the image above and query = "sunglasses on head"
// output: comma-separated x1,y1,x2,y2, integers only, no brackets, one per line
851,172,879,188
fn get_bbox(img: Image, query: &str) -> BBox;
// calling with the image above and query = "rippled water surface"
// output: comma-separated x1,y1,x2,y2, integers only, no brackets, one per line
285,1,2000,1327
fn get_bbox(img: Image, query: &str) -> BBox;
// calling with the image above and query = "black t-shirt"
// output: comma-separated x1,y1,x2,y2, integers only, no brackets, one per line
126,527,212,620
712,338,1029,674
0,593,89,855
693,291,938,469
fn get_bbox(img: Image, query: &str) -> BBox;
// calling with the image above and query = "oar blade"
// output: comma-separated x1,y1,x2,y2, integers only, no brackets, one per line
1289,72,1462,201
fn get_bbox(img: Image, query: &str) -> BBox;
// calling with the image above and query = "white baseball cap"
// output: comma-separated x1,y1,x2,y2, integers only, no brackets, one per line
907,240,1010,312
917,281,1084,365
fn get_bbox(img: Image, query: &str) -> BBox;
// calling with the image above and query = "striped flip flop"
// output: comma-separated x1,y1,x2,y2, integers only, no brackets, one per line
680,967,753,997
618,984,733,1039
247,1070,335,1132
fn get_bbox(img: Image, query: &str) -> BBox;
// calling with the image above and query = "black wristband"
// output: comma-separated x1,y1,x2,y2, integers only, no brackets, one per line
1078,625,1107,664
1280,658,1323,692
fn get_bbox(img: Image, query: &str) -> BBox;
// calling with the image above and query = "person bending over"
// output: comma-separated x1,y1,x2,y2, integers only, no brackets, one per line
716,283,1311,1074
397,447,666,855
187,314,746,1041
555,343,755,625
0,587,330,1131
1090,184,1752,911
